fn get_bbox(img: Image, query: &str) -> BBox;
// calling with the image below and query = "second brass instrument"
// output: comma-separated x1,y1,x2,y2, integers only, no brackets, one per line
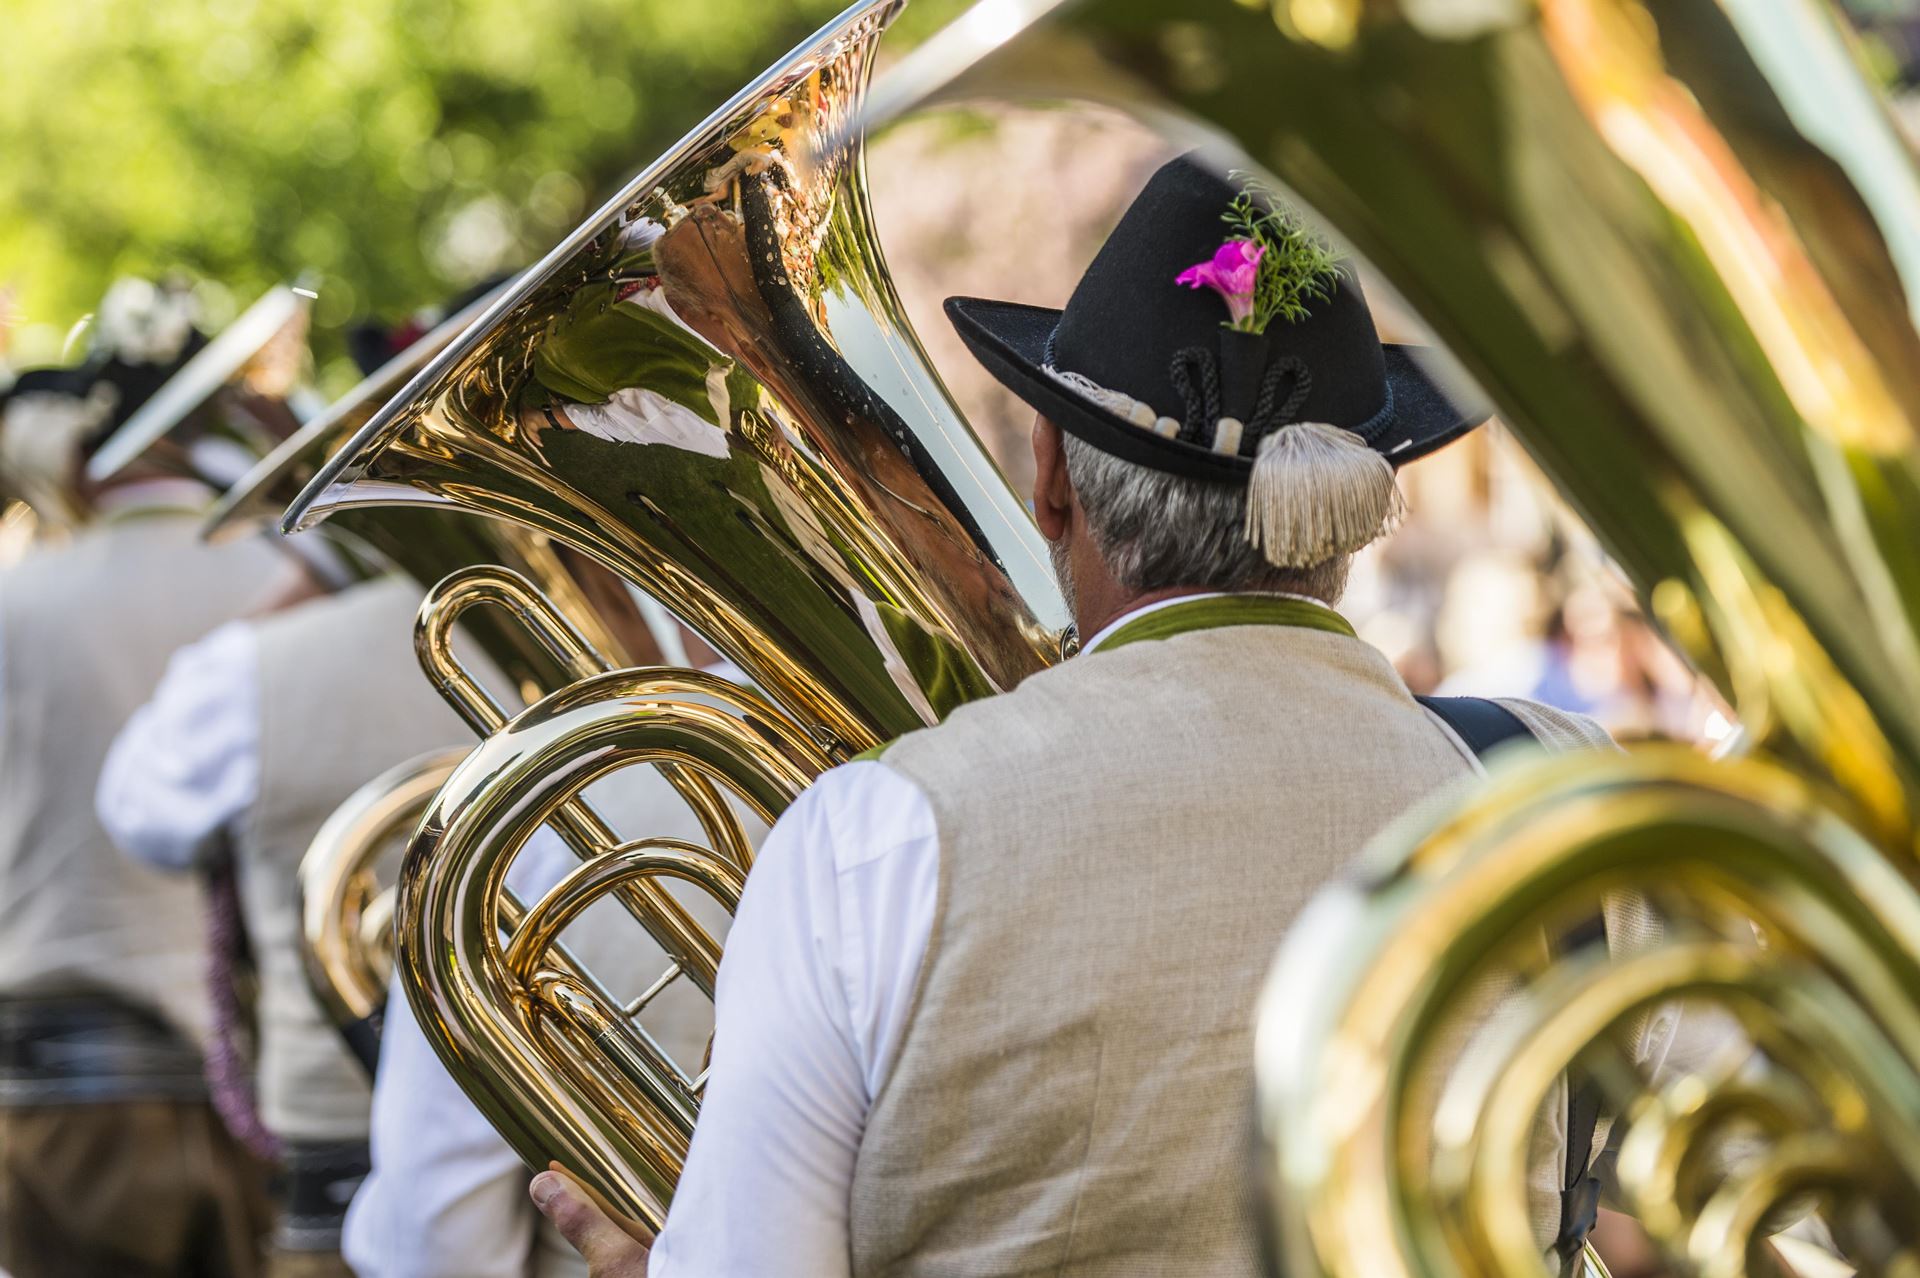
88,283,314,492
280,0,1067,1227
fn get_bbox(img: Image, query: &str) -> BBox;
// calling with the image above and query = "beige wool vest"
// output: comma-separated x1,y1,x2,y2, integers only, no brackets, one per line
241,575,478,1142
850,615,1493,1278
0,509,284,1048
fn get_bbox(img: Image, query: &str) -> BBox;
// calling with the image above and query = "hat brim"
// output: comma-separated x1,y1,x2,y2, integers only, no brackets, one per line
945,296,1488,480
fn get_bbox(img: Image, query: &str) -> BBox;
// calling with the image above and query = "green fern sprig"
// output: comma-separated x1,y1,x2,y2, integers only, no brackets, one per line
1222,173,1345,332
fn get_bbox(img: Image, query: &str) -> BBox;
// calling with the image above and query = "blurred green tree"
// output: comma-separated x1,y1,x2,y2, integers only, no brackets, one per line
0,0,965,380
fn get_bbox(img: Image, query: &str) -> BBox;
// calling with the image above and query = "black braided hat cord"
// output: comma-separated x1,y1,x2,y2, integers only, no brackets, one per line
1167,347,1312,455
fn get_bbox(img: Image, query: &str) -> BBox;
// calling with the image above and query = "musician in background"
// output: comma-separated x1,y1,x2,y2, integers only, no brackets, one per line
97,572,482,1278
93,306,508,1278
528,157,1718,1276
94,559,635,1278
0,282,291,1278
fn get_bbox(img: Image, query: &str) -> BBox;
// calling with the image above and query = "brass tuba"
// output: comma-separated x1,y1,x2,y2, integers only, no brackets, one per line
279,0,1067,1226
211,292,689,1064
866,0,1920,1270
296,747,467,1074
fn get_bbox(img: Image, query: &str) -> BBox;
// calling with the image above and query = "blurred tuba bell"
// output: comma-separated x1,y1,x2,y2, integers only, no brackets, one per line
280,0,1067,1227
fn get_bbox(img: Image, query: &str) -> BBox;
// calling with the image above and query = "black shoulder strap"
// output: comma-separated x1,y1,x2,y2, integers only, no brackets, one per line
1418,695,1605,1269
1416,694,1535,757
340,1008,383,1079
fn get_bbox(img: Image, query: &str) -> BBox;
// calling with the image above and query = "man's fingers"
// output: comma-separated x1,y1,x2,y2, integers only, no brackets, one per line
530,1170,653,1277
548,1161,660,1249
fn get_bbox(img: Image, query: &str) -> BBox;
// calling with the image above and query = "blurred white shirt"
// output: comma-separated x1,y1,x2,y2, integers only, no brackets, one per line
0,479,217,732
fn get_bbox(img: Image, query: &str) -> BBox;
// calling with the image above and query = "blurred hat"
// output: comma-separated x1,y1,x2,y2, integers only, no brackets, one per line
348,273,516,376
0,278,208,510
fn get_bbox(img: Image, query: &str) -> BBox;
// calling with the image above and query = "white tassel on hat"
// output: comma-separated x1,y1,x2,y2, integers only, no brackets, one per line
1244,420,1404,568
1044,363,1405,567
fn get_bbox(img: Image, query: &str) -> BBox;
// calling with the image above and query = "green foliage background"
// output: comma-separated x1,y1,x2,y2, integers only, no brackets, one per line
0,0,965,379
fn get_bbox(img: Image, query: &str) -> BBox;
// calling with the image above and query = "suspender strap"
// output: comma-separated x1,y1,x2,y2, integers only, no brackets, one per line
1417,694,1606,1268
1416,694,1534,757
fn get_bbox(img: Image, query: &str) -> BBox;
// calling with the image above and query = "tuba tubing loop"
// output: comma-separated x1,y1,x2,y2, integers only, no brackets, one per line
398,666,831,1225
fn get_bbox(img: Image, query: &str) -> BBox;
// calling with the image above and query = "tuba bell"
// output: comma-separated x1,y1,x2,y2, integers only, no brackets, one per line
208,281,674,698
864,0,1920,1270
278,0,1067,1227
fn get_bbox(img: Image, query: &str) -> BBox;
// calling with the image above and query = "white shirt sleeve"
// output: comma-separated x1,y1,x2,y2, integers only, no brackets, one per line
95,620,262,872
344,830,586,1278
647,760,940,1278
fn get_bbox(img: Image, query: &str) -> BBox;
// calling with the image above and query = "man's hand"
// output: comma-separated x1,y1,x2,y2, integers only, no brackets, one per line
529,1168,654,1277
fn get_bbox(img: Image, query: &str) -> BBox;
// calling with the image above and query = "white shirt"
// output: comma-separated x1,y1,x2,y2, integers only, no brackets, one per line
648,596,1221,1277
345,832,590,1278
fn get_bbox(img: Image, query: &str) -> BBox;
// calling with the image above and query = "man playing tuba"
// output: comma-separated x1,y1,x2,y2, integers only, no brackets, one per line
528,156,1709,1275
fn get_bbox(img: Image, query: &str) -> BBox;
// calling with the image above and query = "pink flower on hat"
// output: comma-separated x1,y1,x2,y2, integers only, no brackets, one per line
1176,238,1264,330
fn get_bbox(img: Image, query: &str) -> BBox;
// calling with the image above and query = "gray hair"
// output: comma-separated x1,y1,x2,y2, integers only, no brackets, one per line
1062,433,1351,603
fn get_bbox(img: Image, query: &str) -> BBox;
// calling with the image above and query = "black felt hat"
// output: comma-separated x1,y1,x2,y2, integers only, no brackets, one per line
946,155,1486,482
0,366,98,415
0,364,120,455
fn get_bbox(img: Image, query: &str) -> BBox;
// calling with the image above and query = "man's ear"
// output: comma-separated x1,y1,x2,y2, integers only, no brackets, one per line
1031,415,1071,542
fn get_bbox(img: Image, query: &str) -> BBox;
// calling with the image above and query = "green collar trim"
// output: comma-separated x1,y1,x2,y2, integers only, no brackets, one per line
1093,595,1355,653
852,596,1354,766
